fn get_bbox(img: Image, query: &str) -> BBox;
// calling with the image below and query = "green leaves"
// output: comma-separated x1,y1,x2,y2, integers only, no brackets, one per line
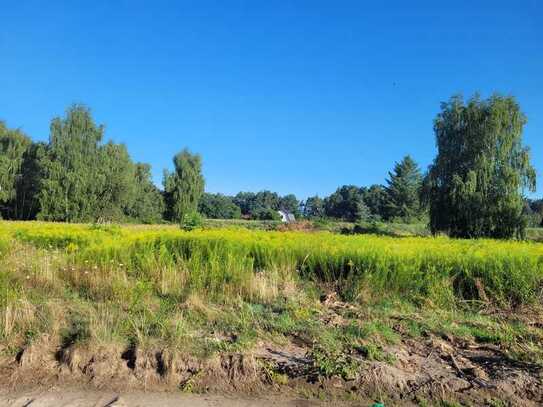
0,122,33,218
384,155,423,222
198,193,241,219
425,94,536,239
36,104,164,224
163,148,205,223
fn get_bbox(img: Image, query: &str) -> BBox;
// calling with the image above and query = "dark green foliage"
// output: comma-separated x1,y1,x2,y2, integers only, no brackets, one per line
163,148,205,223
0,123,46,220
525,199,543,227
1,96,537,233
36,105,161,223
181,210,204,231
127,163,165,223
38,105,106,222
0,122,30,194
14,142,47,220
424,94,536,238
319,185,389,221
95,142,137,222
324,185,370,222
303,195,325,218
199,193,241,219
424,95,535,238
233,191,297,220
363,184,387,219
126,163,165,224
233,192,256,216
384,155,423,222
252,191,280,213
251,207,281,221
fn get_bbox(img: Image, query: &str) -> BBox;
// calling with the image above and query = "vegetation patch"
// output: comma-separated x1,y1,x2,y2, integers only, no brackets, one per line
0,221,542,405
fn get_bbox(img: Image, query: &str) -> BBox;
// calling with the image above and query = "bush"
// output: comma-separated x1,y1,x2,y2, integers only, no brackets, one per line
252,208,281,221
180,211,204,231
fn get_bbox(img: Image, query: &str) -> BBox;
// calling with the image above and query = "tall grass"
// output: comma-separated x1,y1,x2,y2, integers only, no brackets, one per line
1,221,542,308
1,220,543,380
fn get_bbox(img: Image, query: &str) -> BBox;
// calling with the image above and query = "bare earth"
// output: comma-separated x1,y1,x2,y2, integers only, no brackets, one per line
1,296,541,405
0,388,339,407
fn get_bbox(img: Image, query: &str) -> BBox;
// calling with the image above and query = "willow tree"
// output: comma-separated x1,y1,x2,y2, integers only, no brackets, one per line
163,148,204,222
423,94,536,239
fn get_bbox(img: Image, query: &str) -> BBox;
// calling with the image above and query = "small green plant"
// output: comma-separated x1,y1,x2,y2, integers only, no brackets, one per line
309,343,360,380
179,370,202,393
259,359,289,385
356,343,395,363
181,211,204,231
61,312,91,347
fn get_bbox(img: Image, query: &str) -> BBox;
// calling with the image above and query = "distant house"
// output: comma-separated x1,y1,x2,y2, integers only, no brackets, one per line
278,210,296,223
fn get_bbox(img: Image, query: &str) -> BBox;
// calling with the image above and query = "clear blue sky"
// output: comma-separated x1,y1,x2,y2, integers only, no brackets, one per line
1,1,541,199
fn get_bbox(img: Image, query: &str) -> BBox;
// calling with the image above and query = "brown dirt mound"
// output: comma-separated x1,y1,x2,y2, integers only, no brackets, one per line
1,332,542,406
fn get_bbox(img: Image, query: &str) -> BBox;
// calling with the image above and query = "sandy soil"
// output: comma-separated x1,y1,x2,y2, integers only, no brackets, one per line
0,388,341,407
1,298,541,405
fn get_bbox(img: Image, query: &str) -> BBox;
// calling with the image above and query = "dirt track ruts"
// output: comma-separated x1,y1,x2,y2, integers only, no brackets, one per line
0,388,348,407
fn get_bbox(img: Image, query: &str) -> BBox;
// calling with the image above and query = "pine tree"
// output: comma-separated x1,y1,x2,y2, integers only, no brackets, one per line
384,155,423,222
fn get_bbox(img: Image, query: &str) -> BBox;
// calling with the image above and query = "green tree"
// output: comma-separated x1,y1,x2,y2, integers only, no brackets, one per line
423,94,536,238
523,199,542,228
232,190,281,220
528,199,543,227
0,121,32,218
95,142,137,222
126,163,165,223
38,105,105,222
303,195,325,218
233,192,256,216
163,148,205,222
384,155,423,222
253,191,280,213
252,207,281,221
363,184,387,219
199,193,241,219
38,105,142,223
14,142,46,220
324,185,369,222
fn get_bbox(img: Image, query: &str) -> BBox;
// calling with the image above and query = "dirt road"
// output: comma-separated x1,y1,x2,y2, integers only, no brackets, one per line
0,388,349,407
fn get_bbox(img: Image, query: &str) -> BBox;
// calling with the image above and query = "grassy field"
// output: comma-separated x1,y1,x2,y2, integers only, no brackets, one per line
1,221,542,405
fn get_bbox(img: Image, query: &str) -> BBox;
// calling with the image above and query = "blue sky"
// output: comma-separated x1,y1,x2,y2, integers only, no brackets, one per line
1,1,541,199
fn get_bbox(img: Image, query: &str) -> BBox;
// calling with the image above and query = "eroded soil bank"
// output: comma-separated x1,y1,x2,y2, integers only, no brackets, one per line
1,321,541,406
1,226,542,406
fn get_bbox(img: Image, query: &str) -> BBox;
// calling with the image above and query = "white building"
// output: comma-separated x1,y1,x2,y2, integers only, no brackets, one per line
277,210,296,223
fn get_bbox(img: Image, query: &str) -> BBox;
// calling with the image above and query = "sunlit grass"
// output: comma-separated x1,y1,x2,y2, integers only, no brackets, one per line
0,220,542,369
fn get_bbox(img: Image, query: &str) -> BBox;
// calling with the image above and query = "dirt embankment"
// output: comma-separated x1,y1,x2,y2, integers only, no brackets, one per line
1,327,541,406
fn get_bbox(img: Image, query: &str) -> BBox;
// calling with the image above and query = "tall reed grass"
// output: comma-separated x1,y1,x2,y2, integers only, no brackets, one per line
1,221,542,308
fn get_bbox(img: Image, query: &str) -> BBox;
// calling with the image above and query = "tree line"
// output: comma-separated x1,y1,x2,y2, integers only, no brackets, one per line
0,104,426,225
0,93,540,238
